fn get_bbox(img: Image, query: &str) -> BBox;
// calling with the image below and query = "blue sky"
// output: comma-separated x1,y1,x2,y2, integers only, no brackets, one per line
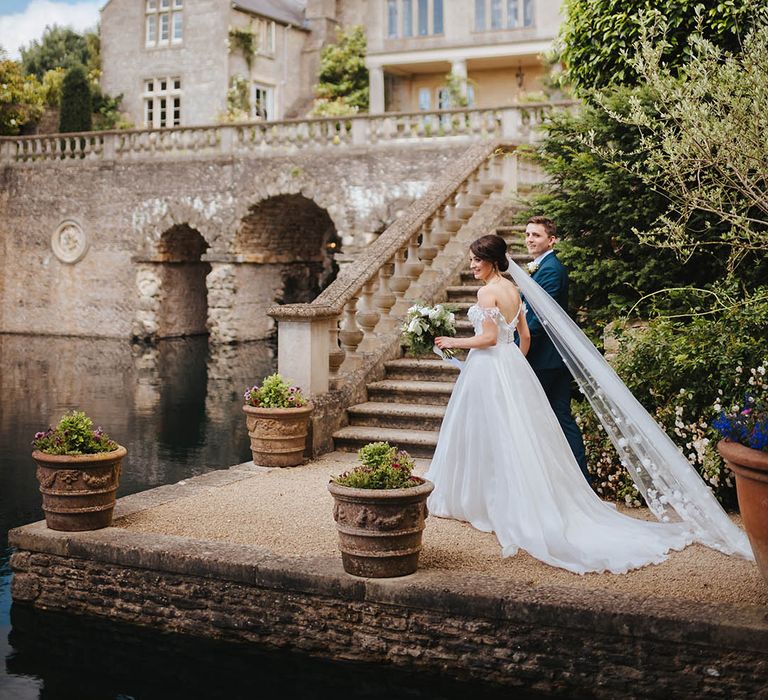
0,0,102,59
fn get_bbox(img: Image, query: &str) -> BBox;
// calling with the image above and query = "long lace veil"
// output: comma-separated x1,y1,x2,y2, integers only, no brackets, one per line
507,256,753,559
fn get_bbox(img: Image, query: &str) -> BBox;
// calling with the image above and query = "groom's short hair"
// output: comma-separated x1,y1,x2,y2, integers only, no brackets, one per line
527,216,557,238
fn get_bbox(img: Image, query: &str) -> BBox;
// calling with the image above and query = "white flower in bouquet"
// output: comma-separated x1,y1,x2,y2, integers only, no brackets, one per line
401,303,457,357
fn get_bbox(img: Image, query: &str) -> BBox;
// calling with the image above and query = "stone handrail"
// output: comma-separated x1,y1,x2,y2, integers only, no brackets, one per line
268,139,530,401
0,102,577,164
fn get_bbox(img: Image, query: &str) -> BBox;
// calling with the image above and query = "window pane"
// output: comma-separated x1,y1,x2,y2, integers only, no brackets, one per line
418,87,430,110
144,99,153,127
146,15,157,43
402,0,412,37
173,97,181,126
474,0,485,31
491,0,501,29
506,0,518,28
433,0,444,34
159,97,167,127
145,80,154,92
173,77,181,90
160,79,167,91
160,13,169,41
387,0,397,38
160,0,170,8
466,85,475,107
266,22,275,51
172,13,183,40
438,87,450,110
418,0,427,35
523,0,533,26
173,0,183,7
146,0,157,11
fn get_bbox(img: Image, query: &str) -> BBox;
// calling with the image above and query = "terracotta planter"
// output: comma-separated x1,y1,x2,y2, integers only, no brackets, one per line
328,477,434,578
32,445,126,532
243,403,313,467
718,439,768,582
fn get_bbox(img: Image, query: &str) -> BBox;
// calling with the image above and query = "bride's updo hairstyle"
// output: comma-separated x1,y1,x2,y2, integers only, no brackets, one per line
470,234,509,272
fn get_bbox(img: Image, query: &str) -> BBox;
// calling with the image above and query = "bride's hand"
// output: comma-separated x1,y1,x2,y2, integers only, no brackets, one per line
435,336,453,349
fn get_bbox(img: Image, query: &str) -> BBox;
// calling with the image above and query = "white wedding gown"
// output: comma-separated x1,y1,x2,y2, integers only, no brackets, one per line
424,304,694,575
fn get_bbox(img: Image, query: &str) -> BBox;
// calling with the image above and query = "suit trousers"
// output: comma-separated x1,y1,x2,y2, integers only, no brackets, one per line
534,367,590,482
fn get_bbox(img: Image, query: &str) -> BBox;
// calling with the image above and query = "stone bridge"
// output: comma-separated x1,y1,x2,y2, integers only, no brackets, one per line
0,104,566,342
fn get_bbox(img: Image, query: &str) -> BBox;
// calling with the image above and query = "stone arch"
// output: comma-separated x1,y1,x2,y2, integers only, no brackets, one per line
132,196,235,341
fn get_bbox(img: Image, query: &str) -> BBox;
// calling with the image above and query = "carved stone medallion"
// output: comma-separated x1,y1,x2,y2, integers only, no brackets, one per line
51,219,89,264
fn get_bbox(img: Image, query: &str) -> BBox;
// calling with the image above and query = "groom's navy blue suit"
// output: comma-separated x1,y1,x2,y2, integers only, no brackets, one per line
524,252,589,481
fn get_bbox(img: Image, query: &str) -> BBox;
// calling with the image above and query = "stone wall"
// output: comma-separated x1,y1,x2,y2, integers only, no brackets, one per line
0,144,467,340
9,520,768,699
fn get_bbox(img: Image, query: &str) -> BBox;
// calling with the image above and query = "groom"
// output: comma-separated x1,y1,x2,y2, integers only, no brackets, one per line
523,216,589,482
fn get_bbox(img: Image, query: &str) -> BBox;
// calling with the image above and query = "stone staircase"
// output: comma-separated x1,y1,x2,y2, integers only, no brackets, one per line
332,222,533,458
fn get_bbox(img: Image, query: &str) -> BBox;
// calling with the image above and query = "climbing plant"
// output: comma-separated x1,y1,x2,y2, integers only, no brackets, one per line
228,25,258,71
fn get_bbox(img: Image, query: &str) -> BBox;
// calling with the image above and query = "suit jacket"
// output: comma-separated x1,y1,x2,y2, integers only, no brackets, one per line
524,252,569,371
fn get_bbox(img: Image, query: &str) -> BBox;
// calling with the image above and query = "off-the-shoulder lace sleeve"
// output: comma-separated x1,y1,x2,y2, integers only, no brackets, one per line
467,304,502,326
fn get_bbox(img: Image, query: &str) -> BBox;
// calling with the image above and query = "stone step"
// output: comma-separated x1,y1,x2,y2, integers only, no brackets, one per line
446,285,481,302
367,379,456,406
384,358,460,381
346,401,446,431
333,425,439,458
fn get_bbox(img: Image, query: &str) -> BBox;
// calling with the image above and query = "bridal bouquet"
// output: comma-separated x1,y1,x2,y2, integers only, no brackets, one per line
401,303,457,357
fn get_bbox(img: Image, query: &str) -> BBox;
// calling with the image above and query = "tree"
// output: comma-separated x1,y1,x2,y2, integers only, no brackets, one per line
559,0,768,95
20,25,92,80
312,25,368,114
0,60,44,135
58,65,92,132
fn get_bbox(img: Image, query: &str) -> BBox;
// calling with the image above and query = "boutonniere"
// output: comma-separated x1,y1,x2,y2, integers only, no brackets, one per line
526,261,540,275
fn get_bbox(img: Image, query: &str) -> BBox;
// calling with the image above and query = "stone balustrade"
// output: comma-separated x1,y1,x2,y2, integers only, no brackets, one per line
0,102,577,164
268,140,528,402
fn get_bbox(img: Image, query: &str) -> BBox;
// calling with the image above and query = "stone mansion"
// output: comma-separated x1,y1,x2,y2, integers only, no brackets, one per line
100,0,563,128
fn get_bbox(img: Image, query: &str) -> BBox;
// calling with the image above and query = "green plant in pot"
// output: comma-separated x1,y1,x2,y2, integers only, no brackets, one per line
328,441,434,578
243,373,313,467
32,410,126,532
714,393,768,583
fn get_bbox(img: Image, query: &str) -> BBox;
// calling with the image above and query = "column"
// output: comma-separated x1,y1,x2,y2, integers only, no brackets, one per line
369,64,385,114
451,58,468,100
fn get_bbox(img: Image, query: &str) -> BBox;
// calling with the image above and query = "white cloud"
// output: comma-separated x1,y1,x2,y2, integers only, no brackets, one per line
0,1,102,60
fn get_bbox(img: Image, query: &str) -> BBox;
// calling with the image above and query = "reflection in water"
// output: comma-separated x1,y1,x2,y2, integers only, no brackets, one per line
7,606,532,700
0,334,275,699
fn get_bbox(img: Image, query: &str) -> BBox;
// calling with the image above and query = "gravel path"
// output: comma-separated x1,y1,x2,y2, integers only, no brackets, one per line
116,452,768,607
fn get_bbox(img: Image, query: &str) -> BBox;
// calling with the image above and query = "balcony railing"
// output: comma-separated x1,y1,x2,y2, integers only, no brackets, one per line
0,102,577,165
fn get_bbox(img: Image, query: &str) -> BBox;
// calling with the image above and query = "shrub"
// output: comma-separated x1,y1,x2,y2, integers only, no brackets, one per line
244,373,308,408
32,411,118,455
59,64,92,132
332,442,419,489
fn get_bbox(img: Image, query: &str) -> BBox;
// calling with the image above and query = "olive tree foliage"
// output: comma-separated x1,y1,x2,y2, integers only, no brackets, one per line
559,0,768,96
0,60,44,135
596,24,768,272
311,25,368,116
20,25,92,80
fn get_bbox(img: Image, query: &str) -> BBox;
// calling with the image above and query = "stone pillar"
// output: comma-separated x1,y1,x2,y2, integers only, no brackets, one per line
451,59,468,101
369,65,385,114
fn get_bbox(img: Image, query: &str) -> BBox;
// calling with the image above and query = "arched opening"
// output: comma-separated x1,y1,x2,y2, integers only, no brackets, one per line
231,195,340,337
156,224,211,338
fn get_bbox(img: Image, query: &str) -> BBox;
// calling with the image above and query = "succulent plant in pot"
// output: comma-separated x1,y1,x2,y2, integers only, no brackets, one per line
242,373,313,467
32,410,126,532
328,441,434,578
714,393,768,582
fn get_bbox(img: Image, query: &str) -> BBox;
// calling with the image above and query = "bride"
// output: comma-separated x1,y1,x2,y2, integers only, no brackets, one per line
425,234,752,574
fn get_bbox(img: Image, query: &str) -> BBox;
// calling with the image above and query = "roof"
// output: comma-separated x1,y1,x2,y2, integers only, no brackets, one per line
232,0,307,27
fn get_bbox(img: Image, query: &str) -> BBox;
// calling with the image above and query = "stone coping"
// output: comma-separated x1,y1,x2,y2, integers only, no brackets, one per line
9,462,768,654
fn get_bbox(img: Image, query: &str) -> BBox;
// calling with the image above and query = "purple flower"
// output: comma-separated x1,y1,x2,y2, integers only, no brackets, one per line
34,431,45,440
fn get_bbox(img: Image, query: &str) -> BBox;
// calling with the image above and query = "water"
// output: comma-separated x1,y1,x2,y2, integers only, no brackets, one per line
0,334,535,700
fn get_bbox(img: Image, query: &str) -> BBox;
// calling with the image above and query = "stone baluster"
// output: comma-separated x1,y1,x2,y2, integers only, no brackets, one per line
389,247,413,315
328,315,345,386
373,261,397,332
338,296,364,370
355,280,381,352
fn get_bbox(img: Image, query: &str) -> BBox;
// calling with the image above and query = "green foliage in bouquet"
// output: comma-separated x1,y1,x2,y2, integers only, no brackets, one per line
332,442,419,489
401,303,457,357
32,410,118,455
